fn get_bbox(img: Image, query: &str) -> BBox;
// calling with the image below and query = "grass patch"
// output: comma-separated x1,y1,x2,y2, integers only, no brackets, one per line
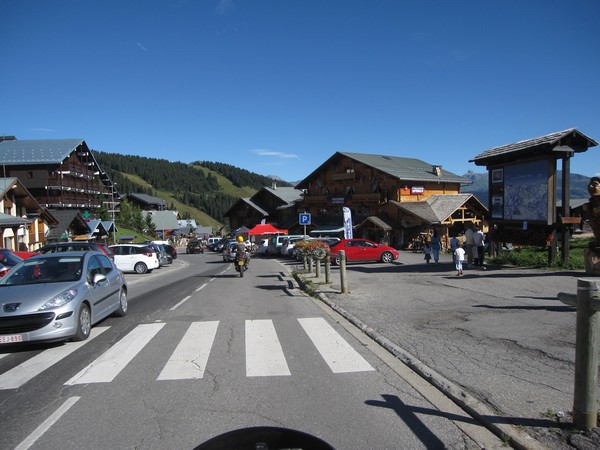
490,237,593,270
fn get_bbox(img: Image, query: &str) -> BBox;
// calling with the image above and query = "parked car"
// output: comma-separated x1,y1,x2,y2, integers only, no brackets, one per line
37,242,115,261
186,240,204,254
280,236,305,257
147,242,172,266
206,237,221,249
0,250,24,277
109,244,160,274
163,244,178,259
266,235,304,256
0,251,128,344
256,239,269,256
329,238,399,265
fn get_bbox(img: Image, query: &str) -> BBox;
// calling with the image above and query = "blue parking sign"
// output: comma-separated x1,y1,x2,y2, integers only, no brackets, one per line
299,213,311,225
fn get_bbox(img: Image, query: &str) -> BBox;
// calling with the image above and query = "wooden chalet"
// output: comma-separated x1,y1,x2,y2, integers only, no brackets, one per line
296,152,488,248
0,138,115,210
0,177,58,250
225,184,304,232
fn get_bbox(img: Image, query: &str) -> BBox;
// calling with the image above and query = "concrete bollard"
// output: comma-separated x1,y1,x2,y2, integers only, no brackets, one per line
558,278,600,429
308,257,313,274
339,250,348,294
325,255,331,284
315,257,321,277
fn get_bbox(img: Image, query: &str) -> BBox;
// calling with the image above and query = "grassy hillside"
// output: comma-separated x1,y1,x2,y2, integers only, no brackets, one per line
191,165,257,198
120,172,224,228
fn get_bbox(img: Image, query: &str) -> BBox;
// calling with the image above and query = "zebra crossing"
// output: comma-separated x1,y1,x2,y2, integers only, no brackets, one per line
0,317,374,390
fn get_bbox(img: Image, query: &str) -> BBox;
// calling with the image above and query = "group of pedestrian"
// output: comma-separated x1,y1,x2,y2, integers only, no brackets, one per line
423,224,487,275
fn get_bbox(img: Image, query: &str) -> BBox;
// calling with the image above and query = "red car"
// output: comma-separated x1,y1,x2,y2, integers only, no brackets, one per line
329,239,399,265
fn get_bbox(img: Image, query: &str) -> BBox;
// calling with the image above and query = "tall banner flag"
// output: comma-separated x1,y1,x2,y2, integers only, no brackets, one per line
343,207,353,239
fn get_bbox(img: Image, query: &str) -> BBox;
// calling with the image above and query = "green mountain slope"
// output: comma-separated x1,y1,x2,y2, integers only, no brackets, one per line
93,151,290,227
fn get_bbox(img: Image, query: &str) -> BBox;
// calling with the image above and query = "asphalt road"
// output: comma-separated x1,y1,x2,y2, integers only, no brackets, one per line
0,251,508,449
280,250,600,449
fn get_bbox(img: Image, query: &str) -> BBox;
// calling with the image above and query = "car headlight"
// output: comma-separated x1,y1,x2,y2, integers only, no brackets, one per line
38,289,78,310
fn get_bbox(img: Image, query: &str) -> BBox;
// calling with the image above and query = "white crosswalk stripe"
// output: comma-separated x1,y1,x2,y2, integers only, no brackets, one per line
65,323,165,385
0,328,109,390
245,319,291,377
0,318,374,389
157,321,219,380
298,317,375,373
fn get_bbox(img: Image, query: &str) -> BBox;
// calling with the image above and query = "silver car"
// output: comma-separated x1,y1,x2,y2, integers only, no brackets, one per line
0,251,128,344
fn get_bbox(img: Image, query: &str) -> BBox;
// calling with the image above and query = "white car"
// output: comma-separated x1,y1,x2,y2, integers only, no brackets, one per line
280,236,305,257
109,244,160,274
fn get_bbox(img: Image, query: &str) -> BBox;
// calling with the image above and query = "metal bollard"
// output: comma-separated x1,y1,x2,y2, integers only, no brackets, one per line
558,278,600,429
339,250,348,294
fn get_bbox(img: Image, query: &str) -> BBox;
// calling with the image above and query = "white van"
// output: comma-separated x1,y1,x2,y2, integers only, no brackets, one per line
207,237,220,246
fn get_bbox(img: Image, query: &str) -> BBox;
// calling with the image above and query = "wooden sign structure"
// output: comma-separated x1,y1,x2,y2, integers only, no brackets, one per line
470,129,597,264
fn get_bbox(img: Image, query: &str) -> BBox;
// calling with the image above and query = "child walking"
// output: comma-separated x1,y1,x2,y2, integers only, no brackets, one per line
424,244,432,264
454,244,466,276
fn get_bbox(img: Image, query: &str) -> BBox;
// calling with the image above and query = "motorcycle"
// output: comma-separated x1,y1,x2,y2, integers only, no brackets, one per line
234,249,249,277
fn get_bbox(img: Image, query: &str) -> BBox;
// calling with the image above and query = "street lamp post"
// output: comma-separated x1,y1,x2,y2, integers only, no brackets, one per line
111,183,117,244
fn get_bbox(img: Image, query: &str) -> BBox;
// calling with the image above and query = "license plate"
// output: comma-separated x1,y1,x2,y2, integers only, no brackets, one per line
238,260,245,265
0,334,23,344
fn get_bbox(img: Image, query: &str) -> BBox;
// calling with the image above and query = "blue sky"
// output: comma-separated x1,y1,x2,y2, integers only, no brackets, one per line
1,0,599,183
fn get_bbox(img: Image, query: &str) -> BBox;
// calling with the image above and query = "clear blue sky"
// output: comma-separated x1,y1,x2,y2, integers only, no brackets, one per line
1,0,599,183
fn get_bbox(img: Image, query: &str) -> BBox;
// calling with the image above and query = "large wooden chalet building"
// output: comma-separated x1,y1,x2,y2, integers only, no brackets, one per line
226,151,488,249
296,152,487,248
0,137,118,248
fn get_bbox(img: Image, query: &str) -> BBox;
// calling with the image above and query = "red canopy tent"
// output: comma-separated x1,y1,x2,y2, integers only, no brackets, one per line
248,223,288,236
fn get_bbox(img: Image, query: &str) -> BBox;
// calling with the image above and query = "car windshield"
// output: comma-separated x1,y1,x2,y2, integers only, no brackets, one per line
0,255,84,286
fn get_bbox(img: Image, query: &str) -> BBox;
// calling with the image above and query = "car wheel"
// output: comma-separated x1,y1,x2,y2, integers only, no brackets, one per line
72,303,91,341
332,255,341,266
381,251,393,263
134,262,148,274
114,288,128,317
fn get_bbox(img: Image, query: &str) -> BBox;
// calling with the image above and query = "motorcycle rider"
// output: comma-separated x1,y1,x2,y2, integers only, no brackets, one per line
235,235,249,267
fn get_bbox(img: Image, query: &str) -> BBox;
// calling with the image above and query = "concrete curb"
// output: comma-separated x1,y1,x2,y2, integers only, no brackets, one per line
291,271,547,450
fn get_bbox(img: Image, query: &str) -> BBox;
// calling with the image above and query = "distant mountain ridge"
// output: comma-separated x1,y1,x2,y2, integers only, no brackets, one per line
461,169,591,206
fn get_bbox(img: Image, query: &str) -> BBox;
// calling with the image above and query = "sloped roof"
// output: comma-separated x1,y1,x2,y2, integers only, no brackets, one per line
262,186,304,205
46,209,91,240
127,193,166,207
144,210,180,230
470,128,597,166
297,151,468,188
226,197,269,217
356,216,395,231
0,212,32,228
391,194,485,224
0,139,86,165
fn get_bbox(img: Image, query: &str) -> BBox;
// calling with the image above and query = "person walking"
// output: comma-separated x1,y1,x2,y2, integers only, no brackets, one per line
424,243,432,264
464,223,474,268
454,243,465,276
449,235,459,263
472,225,486,270
431,229,441,263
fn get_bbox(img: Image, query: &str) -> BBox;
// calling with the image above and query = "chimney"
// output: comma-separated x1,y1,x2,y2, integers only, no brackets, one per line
272,181,277,189
433,165,442,176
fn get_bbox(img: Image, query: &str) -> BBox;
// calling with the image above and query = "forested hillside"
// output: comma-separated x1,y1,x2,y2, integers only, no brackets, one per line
93,151,288,225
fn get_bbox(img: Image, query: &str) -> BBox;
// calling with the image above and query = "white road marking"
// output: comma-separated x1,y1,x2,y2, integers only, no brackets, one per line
195,283,207,292
157,321,219,380
64,323,164,385
245,319,291,377
170,295,191,311
14,396,80,450
0,327,109,390
298,317,375,373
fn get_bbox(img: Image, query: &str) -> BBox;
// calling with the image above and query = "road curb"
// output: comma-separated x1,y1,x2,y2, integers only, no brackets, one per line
291,271,547,450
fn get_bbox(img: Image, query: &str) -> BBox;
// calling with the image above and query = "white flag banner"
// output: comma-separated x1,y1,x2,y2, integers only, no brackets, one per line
343,207,353,239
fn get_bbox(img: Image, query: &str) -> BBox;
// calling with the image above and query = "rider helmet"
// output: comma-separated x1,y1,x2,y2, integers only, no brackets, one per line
237,235,244,242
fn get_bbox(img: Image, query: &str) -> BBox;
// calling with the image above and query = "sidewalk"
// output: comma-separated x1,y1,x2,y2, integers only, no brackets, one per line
286,252,600,449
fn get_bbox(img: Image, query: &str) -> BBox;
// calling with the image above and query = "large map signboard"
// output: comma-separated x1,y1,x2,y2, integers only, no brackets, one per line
502,159,549,222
